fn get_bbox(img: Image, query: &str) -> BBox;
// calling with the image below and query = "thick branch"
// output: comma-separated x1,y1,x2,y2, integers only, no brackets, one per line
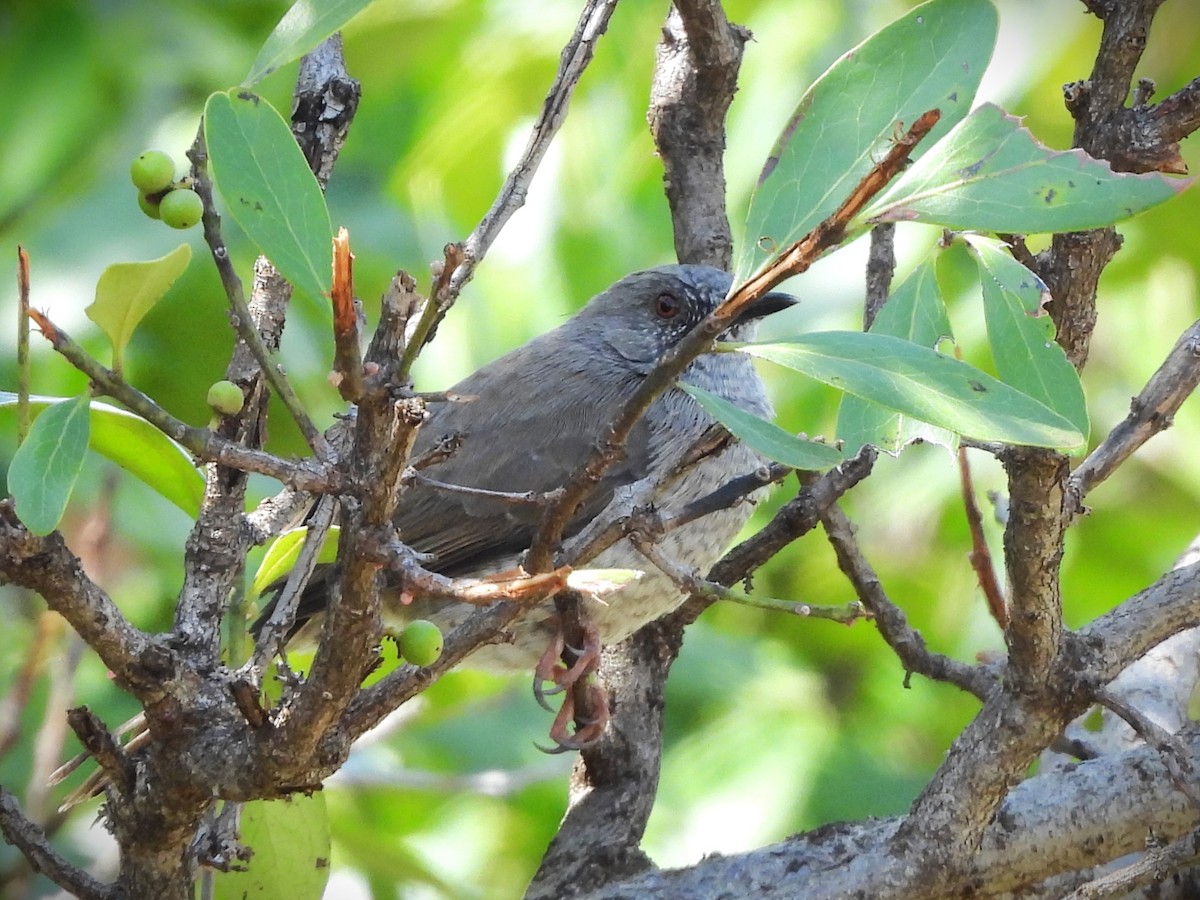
582,725,1200,898
0,787,112,900
648,1,748,267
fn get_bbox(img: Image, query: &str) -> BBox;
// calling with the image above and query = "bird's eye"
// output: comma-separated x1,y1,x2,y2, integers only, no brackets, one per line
654,292,681,319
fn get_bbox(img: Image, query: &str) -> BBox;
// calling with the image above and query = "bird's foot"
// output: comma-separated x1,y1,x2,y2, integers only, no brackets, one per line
532,620,608,751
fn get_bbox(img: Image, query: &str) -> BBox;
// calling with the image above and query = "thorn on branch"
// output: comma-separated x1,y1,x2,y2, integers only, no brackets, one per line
64,706,134,797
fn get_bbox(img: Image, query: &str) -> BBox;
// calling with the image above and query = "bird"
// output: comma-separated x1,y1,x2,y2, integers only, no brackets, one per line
256,264,794,694
53,264,795,806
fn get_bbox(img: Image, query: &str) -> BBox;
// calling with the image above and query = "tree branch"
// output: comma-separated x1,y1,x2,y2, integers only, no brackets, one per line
0,787,112,900
448,0,620,298
0,503,172,701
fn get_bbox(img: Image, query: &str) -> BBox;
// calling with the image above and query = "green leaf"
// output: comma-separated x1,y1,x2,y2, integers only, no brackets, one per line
0,393,203,517
965,234,1090,441
85,244,191,374
251,526,341,596
6,394,90,535
205,90,332,306
679,381,844,471
836,259,958,455
862,103,1188,231
740,332,1085,451
737,0,997,278
210,795,331,900
245,0,376,86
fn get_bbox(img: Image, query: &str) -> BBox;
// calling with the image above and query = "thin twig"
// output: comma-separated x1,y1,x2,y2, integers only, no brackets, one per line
526,109,941,574
706,448,878,588
1062,824,1200,900
822,503,994,697
16,246,30,443
405,471,547,506
1069,318,1200,509
329,228,365,401
186,129,330,459
958,447,1007,628
26,309,343,493
631,534,866,623
251,494,339,671
1095,687,1200,808
449,0,621,296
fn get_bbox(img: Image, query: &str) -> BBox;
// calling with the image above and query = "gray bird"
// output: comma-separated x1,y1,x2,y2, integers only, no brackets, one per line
260,263,793,672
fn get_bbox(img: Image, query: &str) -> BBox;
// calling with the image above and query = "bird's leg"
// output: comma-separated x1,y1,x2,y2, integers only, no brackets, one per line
534,615,608,750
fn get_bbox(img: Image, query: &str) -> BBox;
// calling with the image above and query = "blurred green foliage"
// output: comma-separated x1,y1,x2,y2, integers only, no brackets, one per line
0,0,1197,897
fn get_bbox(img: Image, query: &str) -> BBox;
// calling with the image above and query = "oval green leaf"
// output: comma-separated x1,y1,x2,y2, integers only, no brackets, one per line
737,0,997,278
205,89,332,306
251,525,341,597
964,234,1089,442
7,394,91,535
85,244,191,375
210,795,331,900
862,103,1188,231
245,0,375,86
1,393,203,517
680,381,844,471
741,331,1085,451
836,259,958,455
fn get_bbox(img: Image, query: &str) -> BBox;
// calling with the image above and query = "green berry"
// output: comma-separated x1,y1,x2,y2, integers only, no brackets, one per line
206,380,244,416
130,150,176,194
159,188,203,230
137,191,162,220
398,620,444,667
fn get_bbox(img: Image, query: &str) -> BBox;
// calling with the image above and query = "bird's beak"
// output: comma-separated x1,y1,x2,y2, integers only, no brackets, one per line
732,289,799,326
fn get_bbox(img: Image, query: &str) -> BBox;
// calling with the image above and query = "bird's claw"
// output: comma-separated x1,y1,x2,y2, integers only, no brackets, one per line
531,620,609,751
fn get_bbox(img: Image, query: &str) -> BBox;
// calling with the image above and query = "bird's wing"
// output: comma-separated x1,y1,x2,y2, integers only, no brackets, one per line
396,348,652,574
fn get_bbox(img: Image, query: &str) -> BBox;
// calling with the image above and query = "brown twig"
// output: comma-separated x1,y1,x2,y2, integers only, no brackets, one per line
64,707,134,797
16,246,30,443
395,243,461,379
329,228,364,401
821,503,995,698
25,309,343,493
958,447,1007,628
1068,318,1200,510
705,448,878,589
1062,823,1200,900
1095,687,1200,808
526,110,942,574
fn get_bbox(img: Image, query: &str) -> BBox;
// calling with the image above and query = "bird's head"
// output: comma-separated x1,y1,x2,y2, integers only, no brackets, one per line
578,264,796,372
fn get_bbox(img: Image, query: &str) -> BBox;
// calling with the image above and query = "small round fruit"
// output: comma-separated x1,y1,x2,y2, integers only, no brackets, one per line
130,150,176,194
159,189,203,230
206,380,244,416
137,191,162,220
398,620,444,667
